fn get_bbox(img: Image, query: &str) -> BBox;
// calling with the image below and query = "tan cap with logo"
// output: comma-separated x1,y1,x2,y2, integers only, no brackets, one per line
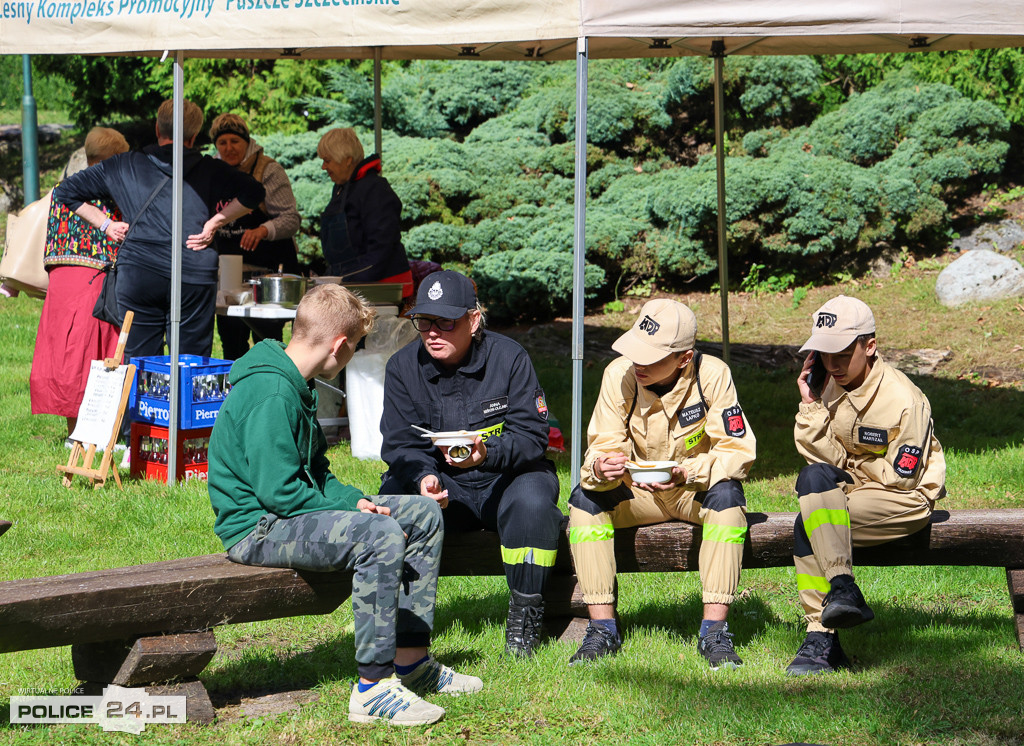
800,295,876,353
612,299,697,366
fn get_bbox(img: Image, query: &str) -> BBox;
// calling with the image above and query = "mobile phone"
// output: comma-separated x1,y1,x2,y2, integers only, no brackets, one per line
806,351,827,398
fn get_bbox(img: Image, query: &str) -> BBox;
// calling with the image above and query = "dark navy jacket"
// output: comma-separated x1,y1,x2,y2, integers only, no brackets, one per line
54,144,265,285
320,154,410,281
380,331,551,489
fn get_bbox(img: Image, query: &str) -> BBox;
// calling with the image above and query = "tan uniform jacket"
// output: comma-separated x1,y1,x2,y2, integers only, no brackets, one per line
794,355,945,501
580,353,756,494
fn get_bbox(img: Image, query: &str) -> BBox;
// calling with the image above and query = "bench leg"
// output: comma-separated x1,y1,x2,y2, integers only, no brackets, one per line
73,631,218,723
543,574,597,645
1008,568,1024,653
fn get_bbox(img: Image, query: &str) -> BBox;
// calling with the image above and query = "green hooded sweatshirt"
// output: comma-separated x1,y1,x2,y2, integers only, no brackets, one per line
208,339,363,549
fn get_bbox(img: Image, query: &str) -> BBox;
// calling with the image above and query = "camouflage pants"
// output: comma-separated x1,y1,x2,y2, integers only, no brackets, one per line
227,494,443,678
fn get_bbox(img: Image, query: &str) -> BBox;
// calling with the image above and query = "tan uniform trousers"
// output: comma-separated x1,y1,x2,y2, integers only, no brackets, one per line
569,479,747,607
794,462,933,632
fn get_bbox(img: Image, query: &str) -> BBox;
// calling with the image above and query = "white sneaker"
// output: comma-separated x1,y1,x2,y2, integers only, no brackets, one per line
400,656,483,695
348,675,444,726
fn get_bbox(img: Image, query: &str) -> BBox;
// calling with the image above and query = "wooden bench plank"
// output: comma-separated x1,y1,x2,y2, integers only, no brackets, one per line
0,555,352,653
440,510,1024,574
2,509,1021,656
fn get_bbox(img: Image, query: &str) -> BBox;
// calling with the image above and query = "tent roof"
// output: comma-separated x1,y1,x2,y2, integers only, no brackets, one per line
3,0,1023,57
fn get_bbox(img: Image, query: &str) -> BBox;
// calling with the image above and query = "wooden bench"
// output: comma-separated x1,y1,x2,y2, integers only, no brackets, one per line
1,509,1022,722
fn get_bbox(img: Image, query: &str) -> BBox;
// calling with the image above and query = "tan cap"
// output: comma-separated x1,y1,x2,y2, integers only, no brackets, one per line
612,299,697,365
800,295,875,353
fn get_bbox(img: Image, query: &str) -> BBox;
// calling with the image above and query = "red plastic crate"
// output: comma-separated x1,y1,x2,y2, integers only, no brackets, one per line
130,423,212,483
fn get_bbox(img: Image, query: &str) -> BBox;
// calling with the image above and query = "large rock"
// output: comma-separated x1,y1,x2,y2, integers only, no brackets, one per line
952,219,1024,254
935,249,1024,307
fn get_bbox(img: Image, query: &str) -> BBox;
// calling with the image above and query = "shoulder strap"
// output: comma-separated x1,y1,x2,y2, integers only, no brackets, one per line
693,351,709,409
137,175,169,217
111,175,169,267
625,375,638,430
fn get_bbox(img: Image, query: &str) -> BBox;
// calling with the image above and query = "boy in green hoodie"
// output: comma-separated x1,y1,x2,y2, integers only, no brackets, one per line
208,284,481,726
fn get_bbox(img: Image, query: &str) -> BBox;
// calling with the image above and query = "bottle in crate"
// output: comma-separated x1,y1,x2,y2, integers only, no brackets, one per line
130,423,213,482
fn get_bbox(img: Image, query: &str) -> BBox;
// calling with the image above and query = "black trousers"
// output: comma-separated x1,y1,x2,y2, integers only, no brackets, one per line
380,460,562,596
116,263,216,361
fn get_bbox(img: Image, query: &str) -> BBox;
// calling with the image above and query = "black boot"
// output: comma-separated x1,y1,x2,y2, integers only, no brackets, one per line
505,590,544,658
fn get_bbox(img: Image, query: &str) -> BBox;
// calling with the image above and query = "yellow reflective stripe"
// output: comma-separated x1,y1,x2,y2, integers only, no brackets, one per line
500,546,557,567
797,573,831,593
702,523,746,544
479,422,504,441
569,524,614,544
805,508,851,535
684,426,706,451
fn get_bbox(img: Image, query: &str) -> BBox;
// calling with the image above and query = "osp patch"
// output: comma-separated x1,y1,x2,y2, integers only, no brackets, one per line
722,405,747,438
893,444,923,478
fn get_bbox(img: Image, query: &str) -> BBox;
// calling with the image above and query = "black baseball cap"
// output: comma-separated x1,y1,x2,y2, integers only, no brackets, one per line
406,270,477,319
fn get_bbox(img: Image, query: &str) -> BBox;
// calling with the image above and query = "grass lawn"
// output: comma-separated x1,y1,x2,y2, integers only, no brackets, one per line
0,268,1022,744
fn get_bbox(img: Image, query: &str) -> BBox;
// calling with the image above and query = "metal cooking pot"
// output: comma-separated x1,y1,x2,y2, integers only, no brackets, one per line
248,273,307,308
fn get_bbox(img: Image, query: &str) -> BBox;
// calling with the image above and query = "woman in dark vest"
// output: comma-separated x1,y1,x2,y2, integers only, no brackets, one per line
317,127,413,299
210,113,301,360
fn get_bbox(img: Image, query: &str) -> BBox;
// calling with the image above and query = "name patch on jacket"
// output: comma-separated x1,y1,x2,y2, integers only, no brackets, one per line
480,397,509,417
893,444,923,478
858,427,889,447
677,403,706,427
722,405,747,437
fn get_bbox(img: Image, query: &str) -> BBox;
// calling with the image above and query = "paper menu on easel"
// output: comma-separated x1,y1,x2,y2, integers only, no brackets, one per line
69,361,130,447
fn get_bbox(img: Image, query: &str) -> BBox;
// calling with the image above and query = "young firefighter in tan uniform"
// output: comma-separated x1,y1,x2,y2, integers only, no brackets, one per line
568,299,757,669
787,295,946,675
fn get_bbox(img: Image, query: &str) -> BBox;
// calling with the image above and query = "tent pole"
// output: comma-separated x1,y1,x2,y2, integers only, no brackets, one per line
712,41,730,366
20,56,39,203
168,51,185,484
373,48,383,155
570,36,588,488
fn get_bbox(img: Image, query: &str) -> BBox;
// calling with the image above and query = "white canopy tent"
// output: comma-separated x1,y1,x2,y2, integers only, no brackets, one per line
4,3,1023,481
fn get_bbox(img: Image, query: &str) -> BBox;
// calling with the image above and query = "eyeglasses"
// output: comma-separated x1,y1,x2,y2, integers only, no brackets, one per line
411,316,459,332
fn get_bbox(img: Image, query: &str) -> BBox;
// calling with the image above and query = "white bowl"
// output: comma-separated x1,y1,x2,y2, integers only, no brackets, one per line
626,460,677,484
421,430,480,447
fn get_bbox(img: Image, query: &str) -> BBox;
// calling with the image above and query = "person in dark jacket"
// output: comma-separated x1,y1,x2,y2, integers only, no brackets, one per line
317,127,413,298
379,270,562,657
53,99,265,361
208,284,482,726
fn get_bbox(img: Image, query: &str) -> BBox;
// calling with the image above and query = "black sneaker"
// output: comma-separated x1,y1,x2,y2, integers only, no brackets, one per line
786,630,851,676
820,580,875,629
568,622,622,665
697,621,743,670
505,590,544,658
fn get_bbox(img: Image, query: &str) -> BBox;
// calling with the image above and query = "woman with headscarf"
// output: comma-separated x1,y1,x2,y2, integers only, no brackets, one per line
317,128,412,299
30,126,129,438
209,113,301,360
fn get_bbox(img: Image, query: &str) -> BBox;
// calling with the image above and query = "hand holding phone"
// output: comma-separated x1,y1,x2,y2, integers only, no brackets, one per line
805,351,827,399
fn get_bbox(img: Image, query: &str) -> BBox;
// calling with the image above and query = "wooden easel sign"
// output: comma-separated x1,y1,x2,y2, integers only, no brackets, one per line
57,312,135,489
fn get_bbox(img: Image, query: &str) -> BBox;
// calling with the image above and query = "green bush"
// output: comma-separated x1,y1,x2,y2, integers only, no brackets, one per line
261,60,1011,322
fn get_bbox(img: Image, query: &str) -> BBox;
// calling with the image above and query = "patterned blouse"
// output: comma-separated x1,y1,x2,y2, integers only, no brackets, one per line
43,197,122,270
